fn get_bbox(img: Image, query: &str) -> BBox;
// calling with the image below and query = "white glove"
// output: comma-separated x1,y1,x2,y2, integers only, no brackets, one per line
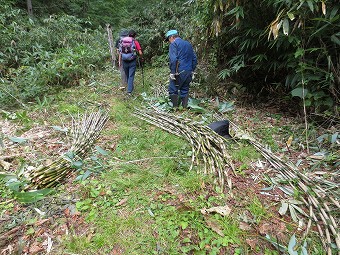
192,72,196,80
169,73,176,80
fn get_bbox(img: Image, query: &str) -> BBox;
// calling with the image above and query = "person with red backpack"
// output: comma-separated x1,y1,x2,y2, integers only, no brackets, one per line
118,30,143,96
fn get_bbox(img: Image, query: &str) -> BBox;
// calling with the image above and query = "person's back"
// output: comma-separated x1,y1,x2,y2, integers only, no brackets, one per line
119,29,143,96
165,29,197,109
171,38,196,72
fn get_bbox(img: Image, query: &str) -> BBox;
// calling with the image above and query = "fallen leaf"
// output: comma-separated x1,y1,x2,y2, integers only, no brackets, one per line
286,135,293,147
29,243,44,254
115,198,128,206
201,205,231,217
259,223,271,235
35,218,50,226
246,238,257,249
308,155,324,160
0,160,11,170
204,216,224,237
239,222,252,231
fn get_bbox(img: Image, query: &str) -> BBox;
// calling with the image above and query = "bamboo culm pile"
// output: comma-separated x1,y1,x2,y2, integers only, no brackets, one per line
134,108,235,192
136,108,338,253
27,111,109,190
230,122,339,254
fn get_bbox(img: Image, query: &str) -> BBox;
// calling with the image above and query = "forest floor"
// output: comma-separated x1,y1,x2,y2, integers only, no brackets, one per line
0,66,338,255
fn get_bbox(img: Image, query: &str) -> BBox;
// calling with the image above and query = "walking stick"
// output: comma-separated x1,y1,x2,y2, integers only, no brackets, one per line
138,56,145,87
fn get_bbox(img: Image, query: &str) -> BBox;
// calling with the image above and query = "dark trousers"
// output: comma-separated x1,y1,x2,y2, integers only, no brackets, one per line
168,70,192,98
123,59,137,93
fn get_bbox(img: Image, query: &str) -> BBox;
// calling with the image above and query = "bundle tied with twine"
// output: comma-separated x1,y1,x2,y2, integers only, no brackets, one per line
230,122,339,254
134,108,235,192
27,111,109,190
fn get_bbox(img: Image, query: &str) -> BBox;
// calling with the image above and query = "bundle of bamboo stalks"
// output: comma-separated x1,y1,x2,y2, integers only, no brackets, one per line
27,111,109,189
230,122,339,254
135,108,338,253
134,108,235,192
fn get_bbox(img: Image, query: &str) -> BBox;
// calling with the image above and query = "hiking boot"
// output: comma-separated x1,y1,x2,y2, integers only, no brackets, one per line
181,95,189,108
170,94,178,109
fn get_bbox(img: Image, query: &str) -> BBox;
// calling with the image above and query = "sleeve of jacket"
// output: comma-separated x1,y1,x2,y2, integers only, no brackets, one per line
134,40,142,51
169,42,178,74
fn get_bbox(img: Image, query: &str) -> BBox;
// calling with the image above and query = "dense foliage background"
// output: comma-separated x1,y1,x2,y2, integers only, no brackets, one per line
1,0,339,118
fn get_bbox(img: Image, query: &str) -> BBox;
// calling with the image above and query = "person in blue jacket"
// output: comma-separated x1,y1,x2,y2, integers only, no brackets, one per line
165,30,197,108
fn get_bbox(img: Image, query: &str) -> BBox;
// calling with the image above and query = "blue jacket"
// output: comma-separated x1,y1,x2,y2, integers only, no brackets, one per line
169,37,197,74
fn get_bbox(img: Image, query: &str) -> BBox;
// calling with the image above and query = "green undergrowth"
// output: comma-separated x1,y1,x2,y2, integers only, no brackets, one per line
50,67,275,254
1,65,335,255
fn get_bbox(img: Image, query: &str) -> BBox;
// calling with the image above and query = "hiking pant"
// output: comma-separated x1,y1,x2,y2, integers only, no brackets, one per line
168,70,192,99
123,59,137,93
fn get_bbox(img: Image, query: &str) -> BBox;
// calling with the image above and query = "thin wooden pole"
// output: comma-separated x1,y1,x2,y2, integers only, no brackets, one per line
27,0,33,16
106,24,116,70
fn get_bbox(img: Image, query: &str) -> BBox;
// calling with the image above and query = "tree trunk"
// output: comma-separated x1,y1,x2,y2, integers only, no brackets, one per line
106,24,116,70
27,0,33,16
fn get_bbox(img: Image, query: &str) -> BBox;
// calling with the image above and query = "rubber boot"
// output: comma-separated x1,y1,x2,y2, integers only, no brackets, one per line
181,95,189,108
170,95,179,109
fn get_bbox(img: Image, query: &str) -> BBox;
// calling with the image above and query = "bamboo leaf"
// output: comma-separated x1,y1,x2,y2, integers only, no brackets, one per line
147,208,155,217
287,12,295,20
331,132,338,144
291,204,307,216
64,151,75,161
322,1,326,15
261,185,274,191
288,199,303,205
9,136,27,143
81,170,92,180
51,125,68,132
300,240,308,255
300,247,308,255
265,234,287,251
34,207,46,216
278,186,294,196
331,34,340,46
294,48,304,58
271,22,279,39
72,161,83,168
279,202,289,215
289,204,299,222
288,234,298,255
307,1,314,12
297,1,305,10
95,145,109,155
282,18,289,35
